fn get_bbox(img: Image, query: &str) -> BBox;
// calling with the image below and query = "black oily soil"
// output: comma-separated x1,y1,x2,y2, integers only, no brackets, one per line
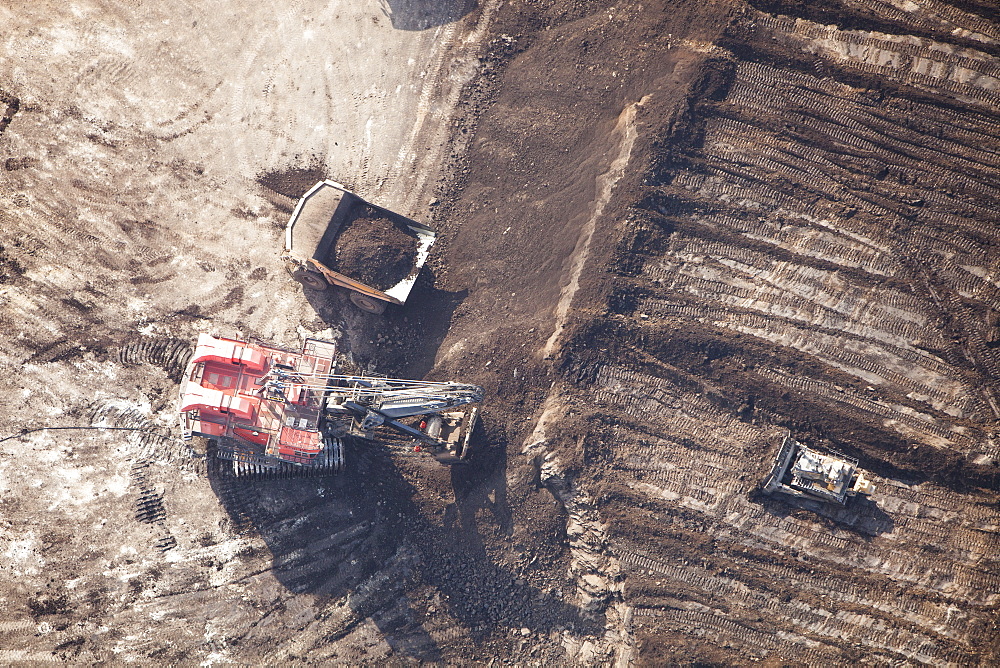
334,215,417,291
257,165,326,199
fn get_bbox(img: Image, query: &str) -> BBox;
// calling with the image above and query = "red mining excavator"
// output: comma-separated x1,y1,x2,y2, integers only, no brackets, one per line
178,334,482,477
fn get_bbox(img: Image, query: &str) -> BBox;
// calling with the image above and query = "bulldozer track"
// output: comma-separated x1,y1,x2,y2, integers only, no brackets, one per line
641,262,936,348
630,605,839,663
709,114,1000,208
745,10,1000,110
619,547,969,663
847,0,1000,45
638,299,971,414
684,212,900,275
624,534,982,640
595,354,1000,589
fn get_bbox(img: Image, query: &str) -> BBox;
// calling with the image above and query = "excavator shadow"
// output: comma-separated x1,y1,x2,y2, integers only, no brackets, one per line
378,0,476,31
396,428,603,644
446,436,514,539
207,433,598,659
206,445,444,659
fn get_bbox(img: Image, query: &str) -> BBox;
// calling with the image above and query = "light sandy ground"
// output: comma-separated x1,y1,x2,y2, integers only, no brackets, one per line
0,0,493,358
0,2,494,662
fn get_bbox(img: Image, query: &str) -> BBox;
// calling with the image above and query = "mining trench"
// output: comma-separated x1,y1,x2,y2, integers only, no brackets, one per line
1,0,1000,664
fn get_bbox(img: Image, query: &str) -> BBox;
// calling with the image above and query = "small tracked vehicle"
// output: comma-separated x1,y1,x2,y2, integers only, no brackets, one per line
764,432,874,505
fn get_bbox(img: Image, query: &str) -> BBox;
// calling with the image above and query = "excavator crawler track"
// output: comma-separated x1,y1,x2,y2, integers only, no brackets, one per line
210,437,345,480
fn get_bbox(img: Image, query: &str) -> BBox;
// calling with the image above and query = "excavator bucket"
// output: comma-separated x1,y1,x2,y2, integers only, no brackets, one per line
426,405,478,464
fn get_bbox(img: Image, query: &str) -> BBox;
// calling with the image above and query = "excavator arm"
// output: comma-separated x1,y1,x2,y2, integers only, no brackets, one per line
180,334,484,475
325,380,483,461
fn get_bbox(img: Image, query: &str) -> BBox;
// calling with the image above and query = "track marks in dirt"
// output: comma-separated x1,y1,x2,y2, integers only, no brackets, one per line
638,54,1000,459
842,0,1000,48
130,460,176,551
117,337,192,382
90,402,200,470
0,88,18,134
741,10,1000,110
540,2,1000,663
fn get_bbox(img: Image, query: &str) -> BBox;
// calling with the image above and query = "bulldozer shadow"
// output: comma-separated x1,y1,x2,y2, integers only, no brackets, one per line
751,488,895,540
378,0,476,31
207,433,598,659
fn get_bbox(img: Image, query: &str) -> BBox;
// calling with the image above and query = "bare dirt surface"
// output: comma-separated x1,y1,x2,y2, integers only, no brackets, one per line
3,0,1000,665
334,211,418,290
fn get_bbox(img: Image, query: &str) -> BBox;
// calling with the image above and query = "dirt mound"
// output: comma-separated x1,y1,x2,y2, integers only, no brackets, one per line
334,212,417,291
257,165,326,199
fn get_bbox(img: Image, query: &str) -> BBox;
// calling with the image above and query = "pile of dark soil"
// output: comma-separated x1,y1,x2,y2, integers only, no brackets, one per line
334,211,417,291
257,165,326,199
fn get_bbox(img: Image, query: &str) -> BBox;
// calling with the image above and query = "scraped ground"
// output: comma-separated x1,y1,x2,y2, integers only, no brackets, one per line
3,0,1000,665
